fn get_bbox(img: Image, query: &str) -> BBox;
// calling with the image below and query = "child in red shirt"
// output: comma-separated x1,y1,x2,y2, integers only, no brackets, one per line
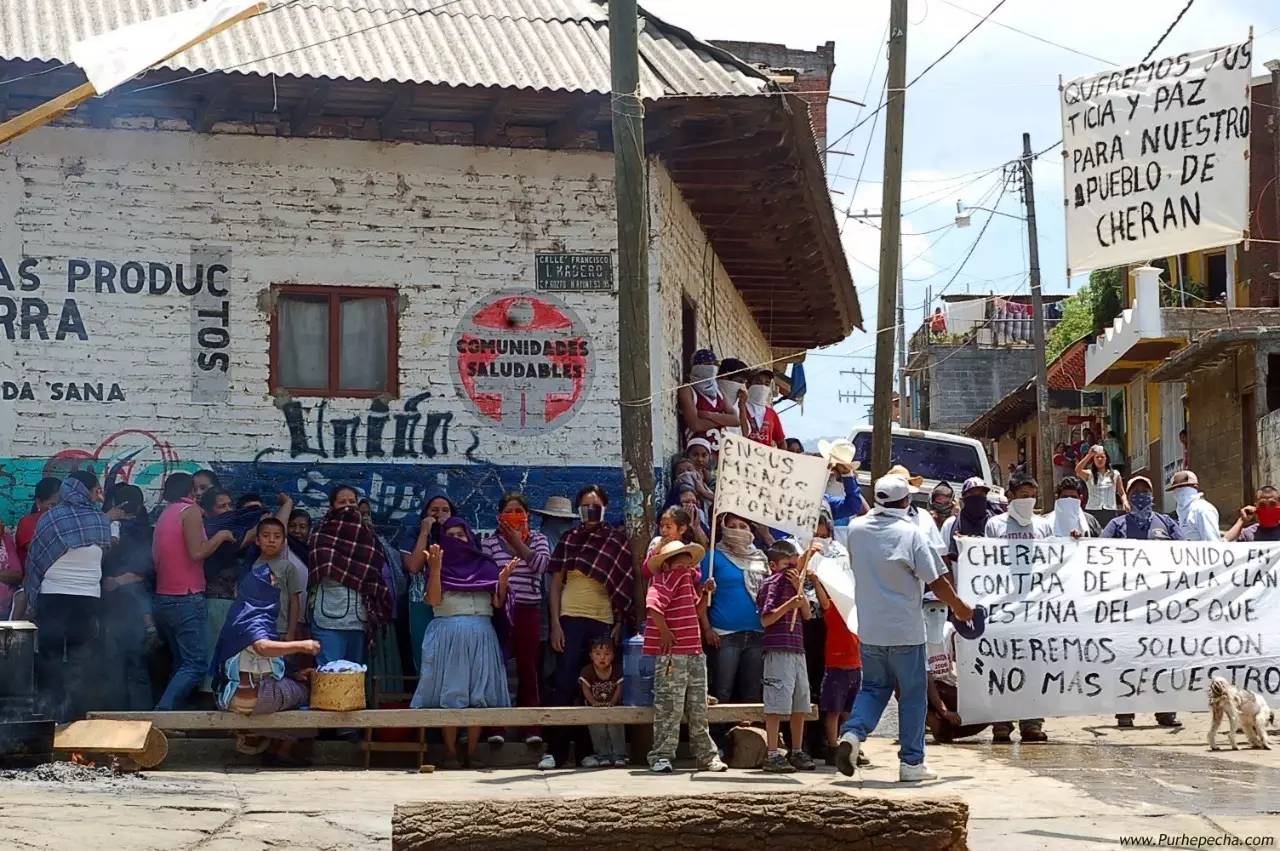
644,540,726,774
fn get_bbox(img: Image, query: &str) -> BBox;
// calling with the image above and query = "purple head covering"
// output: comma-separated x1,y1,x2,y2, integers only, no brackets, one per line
439,517,500,592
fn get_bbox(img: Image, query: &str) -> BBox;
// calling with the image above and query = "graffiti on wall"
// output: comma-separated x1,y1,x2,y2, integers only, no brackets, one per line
257,392,482,463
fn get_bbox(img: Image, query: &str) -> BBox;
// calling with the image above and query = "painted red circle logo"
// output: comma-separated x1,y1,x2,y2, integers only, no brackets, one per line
451,290,594,434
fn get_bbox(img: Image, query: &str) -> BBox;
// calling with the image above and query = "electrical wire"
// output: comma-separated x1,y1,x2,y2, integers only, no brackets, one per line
936,0,1118,66
823,0,1009,154
0,63,72,88
829,17,890,191
1142,0,1197,63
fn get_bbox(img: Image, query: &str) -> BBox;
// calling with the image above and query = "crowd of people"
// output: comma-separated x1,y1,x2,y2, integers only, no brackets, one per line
2,345,1276,776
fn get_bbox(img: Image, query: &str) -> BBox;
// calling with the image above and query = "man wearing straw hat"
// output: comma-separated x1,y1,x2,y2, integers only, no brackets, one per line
817,438,868,524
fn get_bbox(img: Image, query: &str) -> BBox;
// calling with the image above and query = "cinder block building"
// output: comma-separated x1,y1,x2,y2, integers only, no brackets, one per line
0,0,859,527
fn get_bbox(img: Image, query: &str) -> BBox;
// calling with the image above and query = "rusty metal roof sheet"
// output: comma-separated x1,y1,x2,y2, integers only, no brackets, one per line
0,0,769,97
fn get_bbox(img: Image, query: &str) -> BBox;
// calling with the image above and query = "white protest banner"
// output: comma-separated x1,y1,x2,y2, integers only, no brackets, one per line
70,0,266,95
954,538,1280,723
811,550,857,634
1060,41,1251,275
713,433,829,544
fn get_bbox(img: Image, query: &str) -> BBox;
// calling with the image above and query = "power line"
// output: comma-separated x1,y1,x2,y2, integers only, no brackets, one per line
823,0,1009,153
829,16,890,191
936,0,1118,66
1143,0,1197,63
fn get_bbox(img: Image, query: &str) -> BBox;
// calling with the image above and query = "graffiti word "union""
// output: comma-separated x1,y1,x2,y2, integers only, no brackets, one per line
278,392,467,460
2,380,125,402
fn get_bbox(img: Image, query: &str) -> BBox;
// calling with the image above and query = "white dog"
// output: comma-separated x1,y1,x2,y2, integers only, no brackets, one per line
1207,677,1274,751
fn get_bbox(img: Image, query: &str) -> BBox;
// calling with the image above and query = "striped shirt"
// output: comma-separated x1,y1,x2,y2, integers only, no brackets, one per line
644,567,703,656
756,571,805,653
481,531,550,606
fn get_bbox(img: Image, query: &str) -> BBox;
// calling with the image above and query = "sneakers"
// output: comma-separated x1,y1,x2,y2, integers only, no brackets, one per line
991,728,1013,743
834,733,861,777
536,754,556,770
899,761,938,782
1116,714,1135,729
580,755,606,768
856,752,871,768
1020,729,1048,743
699,756,729,773
650,758,674,774
612,756,630,768
762,751,796,773
788,749,816,771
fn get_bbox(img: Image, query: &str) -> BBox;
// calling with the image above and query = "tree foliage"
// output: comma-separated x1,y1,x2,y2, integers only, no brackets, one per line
1045,267,1124,362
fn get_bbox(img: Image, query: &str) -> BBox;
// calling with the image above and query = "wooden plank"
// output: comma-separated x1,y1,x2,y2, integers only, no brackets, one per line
475,92,514,146
54,720,152,753
290,80,331,137
379,85,416,140
89,704,811,731
0,82,96,144
546,100,602,149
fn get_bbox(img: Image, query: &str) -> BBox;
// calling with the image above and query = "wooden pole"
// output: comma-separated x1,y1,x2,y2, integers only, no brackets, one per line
0,1,266,145
608,0,656,621
1021,132,1053,511
871,0,908,477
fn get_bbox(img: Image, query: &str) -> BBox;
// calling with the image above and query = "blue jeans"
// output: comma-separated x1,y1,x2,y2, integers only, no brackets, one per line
312,626,368,667
154,593,208,711
708,630,764,703
841,643,928,766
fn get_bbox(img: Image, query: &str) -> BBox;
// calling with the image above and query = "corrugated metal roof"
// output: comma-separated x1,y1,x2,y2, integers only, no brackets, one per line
0,0,769,98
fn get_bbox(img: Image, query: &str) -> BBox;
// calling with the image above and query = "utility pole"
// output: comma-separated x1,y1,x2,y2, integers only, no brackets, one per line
871,0,908,477
609,0,655,600
1021,132,1053,510
897,249,908,427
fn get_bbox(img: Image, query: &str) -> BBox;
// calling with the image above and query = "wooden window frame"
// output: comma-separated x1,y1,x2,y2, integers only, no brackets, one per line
268,284,400,399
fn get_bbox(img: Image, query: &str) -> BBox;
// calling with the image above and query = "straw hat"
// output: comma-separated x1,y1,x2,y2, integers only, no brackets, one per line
529,496,577,519
817,438,860,470
648,540,706,570
886,464,925,491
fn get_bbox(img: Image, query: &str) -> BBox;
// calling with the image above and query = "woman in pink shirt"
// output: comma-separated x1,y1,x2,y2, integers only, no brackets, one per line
152,472,235,711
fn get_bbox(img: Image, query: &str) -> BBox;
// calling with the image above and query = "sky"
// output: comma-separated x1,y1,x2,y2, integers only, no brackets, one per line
641,0,1280,446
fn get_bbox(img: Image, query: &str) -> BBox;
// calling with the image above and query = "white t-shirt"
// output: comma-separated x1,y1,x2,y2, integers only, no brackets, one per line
1083,469,1120,510
41,545,104,598
1178,495,1222,542
845,507,946,647
984,514,1055,540
926,623,958,687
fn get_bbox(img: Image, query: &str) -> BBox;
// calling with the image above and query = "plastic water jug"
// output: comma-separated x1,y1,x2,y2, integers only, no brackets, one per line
621,632,655,706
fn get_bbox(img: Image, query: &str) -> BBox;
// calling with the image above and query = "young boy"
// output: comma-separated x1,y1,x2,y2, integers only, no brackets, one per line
645,540,727,774
804,513,866,767
579,636,626,767
254,518,303,641
757,540,814,772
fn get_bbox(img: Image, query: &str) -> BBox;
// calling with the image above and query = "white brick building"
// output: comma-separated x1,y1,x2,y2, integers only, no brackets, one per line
0,0,858,527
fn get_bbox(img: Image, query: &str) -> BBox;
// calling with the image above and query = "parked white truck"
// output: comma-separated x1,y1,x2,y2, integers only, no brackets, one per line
847,425,993,502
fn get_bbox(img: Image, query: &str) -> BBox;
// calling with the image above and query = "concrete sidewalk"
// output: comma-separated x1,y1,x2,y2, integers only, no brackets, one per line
3,713,1277,850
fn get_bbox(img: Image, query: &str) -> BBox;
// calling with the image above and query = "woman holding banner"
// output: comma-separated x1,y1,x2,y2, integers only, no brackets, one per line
701,514,768,719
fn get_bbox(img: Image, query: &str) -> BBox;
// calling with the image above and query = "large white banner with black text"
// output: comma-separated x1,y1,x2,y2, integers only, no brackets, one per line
1060,41,1251,275
954,538,1280,723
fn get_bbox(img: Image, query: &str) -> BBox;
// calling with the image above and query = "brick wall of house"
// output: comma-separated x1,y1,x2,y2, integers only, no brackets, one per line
1185,353,1252,513
925,344,1038,435
0,125,761,526
709,40,836,149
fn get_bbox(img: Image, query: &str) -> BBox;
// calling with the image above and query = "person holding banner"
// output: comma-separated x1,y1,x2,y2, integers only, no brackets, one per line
1101,475,1183,730
983,474,1053,743
1049,477,1101,538
756,540,815,773
701,514,768,716
942,477,1000,566
1167,471,1222,542
835,475,974,782
1226,485,1280,542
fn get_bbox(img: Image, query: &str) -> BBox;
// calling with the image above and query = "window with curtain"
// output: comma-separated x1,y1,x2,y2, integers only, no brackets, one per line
270,286,398,397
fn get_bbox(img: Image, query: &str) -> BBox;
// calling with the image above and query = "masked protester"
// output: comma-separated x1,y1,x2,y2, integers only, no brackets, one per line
981,474,1052,743
1225,485,1280,542
542,486,634,770
942,477,998,567
677,348,739,451
928,482,955,529
1166,471,1221,542
1102,476,1183,730
739,368,787,450
1049,477,1100,538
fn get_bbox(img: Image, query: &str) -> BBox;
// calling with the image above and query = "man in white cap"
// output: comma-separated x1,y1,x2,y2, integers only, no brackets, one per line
835,474,974,782
1167,470,1221,542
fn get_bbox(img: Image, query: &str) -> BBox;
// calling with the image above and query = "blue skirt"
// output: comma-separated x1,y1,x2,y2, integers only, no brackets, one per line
410,615,511,709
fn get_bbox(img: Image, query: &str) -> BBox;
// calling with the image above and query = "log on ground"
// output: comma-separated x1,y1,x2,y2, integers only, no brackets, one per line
392,791,968,850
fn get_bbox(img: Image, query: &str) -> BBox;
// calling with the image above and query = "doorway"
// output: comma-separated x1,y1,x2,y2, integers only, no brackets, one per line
1242,391,1257,505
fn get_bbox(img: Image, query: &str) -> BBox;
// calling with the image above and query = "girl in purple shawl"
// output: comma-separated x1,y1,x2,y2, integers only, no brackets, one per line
409,517,514,768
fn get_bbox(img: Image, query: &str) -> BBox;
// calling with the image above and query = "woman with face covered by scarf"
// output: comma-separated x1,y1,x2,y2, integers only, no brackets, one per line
211,563,320,766
541,485,633,770
396,494,455,671
701,513,768,709
410,517,513,768
308,486,392,668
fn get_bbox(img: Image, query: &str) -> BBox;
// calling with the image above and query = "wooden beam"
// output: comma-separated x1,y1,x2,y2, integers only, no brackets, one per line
546,100,602,148
89,703,813,730
0,82,95,143
476,92,515,146
379,84,416,139
196,85,232,132
290,80,331,137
